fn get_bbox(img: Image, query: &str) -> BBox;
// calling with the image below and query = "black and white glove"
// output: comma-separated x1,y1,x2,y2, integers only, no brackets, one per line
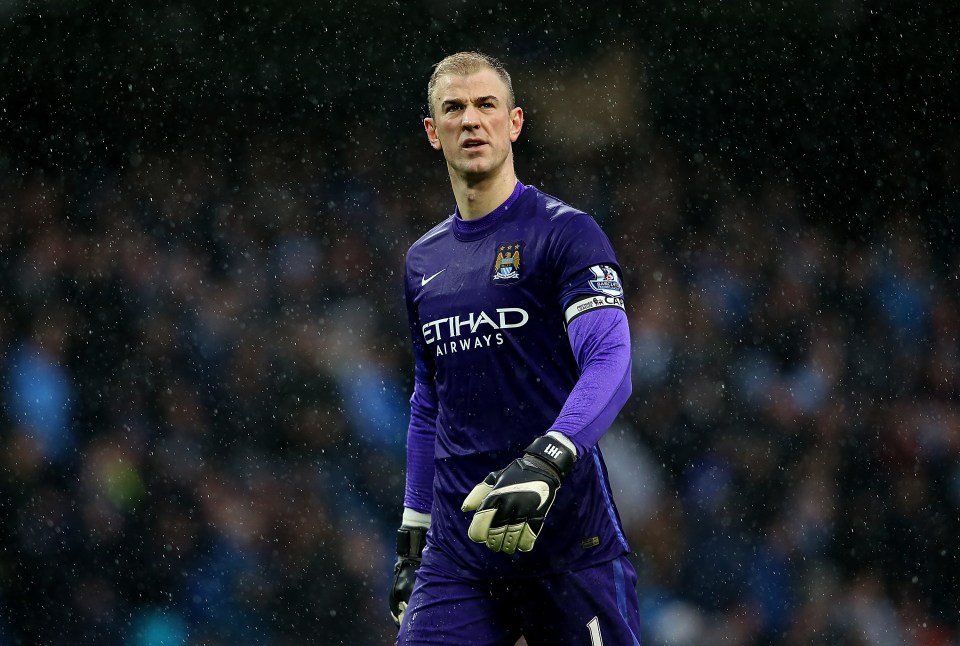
461,434,576,554
389,525,426,627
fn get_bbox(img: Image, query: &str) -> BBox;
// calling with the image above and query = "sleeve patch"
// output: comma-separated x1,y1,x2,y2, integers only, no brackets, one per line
564,294,626,324
588,265,624,297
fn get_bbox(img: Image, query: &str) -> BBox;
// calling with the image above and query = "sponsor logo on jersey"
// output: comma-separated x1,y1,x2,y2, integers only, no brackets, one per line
588,265,623,297
422,308,530,357
420,268,446,286
492,241,523,283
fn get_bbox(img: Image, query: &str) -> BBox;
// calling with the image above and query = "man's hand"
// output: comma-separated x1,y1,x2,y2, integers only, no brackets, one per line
389,526,426,627
461,435,576,554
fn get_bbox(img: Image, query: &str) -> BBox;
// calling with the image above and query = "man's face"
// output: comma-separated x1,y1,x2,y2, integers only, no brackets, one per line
424,68,523,181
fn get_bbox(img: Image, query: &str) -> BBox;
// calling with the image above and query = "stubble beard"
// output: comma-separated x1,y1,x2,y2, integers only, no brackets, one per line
449,147,511,187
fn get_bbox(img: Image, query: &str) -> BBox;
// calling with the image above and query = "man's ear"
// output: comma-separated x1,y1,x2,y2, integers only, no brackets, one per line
424,118,442,150
509,107,524,143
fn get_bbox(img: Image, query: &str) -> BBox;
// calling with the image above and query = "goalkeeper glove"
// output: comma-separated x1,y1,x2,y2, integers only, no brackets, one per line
461,434,576,554
389,525,426,627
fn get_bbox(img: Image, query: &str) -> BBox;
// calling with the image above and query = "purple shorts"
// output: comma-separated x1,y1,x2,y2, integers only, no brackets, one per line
397,554,642,646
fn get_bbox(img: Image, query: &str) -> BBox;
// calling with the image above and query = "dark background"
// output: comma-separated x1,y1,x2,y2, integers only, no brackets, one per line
5,1,958,223
1,1,958,644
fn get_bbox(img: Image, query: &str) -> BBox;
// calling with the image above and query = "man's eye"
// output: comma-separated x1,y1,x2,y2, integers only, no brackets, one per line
446,105,462,113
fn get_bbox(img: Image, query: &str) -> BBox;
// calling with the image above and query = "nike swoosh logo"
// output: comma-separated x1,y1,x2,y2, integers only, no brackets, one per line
493,482,551,510
421,269,446,286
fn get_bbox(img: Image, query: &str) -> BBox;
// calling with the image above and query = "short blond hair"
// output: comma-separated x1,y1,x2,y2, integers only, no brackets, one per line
427,51,515,119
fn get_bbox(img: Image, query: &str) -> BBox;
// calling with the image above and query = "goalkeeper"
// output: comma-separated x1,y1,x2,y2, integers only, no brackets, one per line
390,51,641,646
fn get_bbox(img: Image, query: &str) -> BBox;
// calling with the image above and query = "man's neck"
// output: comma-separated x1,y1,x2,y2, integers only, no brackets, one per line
449,166,519,221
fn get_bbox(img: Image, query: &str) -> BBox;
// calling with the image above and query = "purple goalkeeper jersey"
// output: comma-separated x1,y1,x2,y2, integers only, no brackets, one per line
403,182,631,578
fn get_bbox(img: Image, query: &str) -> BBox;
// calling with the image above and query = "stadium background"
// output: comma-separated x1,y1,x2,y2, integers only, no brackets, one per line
1,1,958,644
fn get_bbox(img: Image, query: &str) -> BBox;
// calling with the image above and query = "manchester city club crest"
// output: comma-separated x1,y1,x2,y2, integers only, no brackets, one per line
492,242,523,283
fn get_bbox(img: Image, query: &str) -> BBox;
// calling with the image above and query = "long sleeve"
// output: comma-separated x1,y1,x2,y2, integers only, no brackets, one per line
401,248,441,516
404,378,438,513
549,306,632,457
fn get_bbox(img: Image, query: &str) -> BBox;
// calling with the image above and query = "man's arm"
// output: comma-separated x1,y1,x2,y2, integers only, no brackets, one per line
400,261,439,517
390,266,438,627
389,379,437,627
548,305,632,458
460,306,630,554
404,379,438,515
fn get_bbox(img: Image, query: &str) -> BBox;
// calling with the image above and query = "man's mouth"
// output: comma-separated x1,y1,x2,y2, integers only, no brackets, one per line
463,139,486,149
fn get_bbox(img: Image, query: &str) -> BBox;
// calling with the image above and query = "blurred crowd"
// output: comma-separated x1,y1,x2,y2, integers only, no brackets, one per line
2,56,960,646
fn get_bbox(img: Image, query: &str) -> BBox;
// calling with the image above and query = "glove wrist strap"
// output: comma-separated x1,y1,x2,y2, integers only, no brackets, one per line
396,526,427,559
525,435,576,478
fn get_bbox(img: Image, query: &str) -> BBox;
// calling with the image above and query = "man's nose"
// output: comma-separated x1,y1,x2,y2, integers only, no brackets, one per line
461,105,480,128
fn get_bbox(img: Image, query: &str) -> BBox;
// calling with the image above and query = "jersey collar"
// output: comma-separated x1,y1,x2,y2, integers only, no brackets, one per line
452,181,526,241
